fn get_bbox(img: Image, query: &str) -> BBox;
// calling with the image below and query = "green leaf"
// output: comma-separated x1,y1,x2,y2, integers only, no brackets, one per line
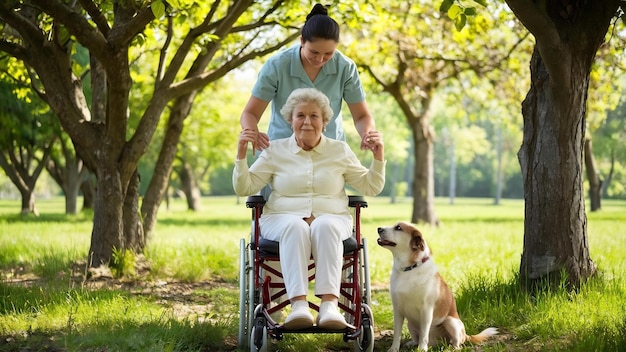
455,13,467,31
440,0,454,13
151,0,165,19
58,26,70,44
474,0,488,7
464,7,477,16
448,4,462,19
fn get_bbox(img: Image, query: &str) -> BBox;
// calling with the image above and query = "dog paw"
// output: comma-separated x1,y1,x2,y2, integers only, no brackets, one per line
404,341,417,348
403,341,428,351
387,346,400,352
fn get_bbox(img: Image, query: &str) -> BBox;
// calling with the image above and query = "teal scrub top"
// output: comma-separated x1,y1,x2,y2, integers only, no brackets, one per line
251,44,366,141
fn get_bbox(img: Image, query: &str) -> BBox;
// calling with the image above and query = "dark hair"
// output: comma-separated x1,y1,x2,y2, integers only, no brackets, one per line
302,4,339,42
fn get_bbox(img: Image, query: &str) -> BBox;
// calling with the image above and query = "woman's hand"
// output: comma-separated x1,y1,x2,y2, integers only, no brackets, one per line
237,129,258,160
363,130,384,161
254,131,270,152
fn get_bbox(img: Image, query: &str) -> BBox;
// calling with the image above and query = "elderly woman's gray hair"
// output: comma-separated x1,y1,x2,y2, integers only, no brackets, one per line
280,88,333,125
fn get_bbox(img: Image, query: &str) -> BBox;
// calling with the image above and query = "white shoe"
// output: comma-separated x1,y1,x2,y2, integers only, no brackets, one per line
283,301,314,330
316,301,348,330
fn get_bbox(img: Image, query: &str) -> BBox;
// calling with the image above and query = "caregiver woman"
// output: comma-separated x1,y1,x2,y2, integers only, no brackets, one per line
239,3,379,153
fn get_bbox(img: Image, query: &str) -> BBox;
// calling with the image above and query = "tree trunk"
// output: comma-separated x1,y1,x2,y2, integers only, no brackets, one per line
390,162,399,204
81,176,95,210
178,161,202,211
507,0,617,292
46,140,86,214
141,93,197,238
584,138,602,211
387,86,439,225
411,117,438,225
405,139,414,197
448,138,456,205
124,170,144,253
601,149,615,198
64,180,80,214
518,47,596,289
494,126,503,205
19,189,38,216
89,166,124,267
0,143,52,216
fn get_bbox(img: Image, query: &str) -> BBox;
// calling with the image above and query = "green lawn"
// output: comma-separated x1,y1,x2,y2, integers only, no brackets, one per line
0,196,625,351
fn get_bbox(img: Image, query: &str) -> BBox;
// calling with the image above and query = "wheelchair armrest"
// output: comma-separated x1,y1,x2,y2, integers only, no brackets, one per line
246,195,266,208
348,195,368,208
247,194,366,208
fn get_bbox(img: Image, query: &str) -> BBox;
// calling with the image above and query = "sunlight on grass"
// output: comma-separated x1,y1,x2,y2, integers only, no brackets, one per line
0,284,163,332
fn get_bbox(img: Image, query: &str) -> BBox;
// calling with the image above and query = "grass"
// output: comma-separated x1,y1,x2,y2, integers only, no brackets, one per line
0,196,625,351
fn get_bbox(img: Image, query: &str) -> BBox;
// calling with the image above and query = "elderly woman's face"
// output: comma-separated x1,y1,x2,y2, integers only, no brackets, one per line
291,101,324,149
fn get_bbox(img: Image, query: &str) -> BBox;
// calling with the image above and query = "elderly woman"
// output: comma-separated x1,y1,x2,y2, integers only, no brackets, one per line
233,88,385,330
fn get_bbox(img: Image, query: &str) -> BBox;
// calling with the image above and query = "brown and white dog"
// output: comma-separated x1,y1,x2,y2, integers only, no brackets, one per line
377,222,498,351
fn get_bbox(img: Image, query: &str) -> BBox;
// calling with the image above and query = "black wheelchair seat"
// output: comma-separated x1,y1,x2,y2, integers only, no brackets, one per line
258,236,359,257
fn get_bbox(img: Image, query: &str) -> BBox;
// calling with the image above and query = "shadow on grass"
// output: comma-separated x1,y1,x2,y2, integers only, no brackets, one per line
0,320,239,352
0,212,248,228
452,272,626,352
0,280,241,351
0,211,93,224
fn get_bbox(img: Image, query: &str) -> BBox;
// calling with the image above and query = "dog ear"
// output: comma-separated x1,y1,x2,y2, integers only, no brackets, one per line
409,229,424,252
409,233,425,263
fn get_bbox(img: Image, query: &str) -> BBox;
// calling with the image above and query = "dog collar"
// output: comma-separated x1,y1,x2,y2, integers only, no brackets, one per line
402,256,430,272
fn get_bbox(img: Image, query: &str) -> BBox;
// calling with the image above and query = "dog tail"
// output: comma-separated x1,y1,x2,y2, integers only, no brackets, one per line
467,327,498,344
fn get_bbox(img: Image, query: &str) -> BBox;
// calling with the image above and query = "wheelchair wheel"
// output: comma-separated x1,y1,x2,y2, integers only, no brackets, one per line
250,305,268,352
353,303,375,352
249,325,268,352
238,238,249,347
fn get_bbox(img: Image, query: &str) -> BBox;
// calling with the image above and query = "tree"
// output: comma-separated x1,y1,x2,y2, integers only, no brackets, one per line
46,133,89,214
504,0,620,289
582,44,625,210
0,79,57,215
133,2,302,242
171,81,245,210
0,1,303,268
434,72,530,203
596,97,626,198
346,1,529,225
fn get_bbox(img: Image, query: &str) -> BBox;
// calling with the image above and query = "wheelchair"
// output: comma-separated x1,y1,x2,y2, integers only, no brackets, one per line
238,195,375,352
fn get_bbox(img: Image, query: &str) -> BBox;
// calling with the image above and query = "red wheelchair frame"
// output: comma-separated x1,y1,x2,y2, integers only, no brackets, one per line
238,195,375,352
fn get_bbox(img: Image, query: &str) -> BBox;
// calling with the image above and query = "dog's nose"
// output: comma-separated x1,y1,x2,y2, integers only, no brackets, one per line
377,227,383,234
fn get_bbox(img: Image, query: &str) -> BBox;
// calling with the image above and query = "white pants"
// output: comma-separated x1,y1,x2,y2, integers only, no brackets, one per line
260,213,352,300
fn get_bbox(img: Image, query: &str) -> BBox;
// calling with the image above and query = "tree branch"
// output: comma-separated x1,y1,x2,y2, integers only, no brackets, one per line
77,0,110,36
0,41,29,63
504,0,559,44
35,1,109,59
0,3,44,65
505,0,569,92
107,6,155,48
156,14,174,85
166,31,299,98
157,1,222,89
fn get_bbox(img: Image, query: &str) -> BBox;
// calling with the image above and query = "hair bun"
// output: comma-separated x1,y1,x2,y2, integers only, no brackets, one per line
306,3,328,21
